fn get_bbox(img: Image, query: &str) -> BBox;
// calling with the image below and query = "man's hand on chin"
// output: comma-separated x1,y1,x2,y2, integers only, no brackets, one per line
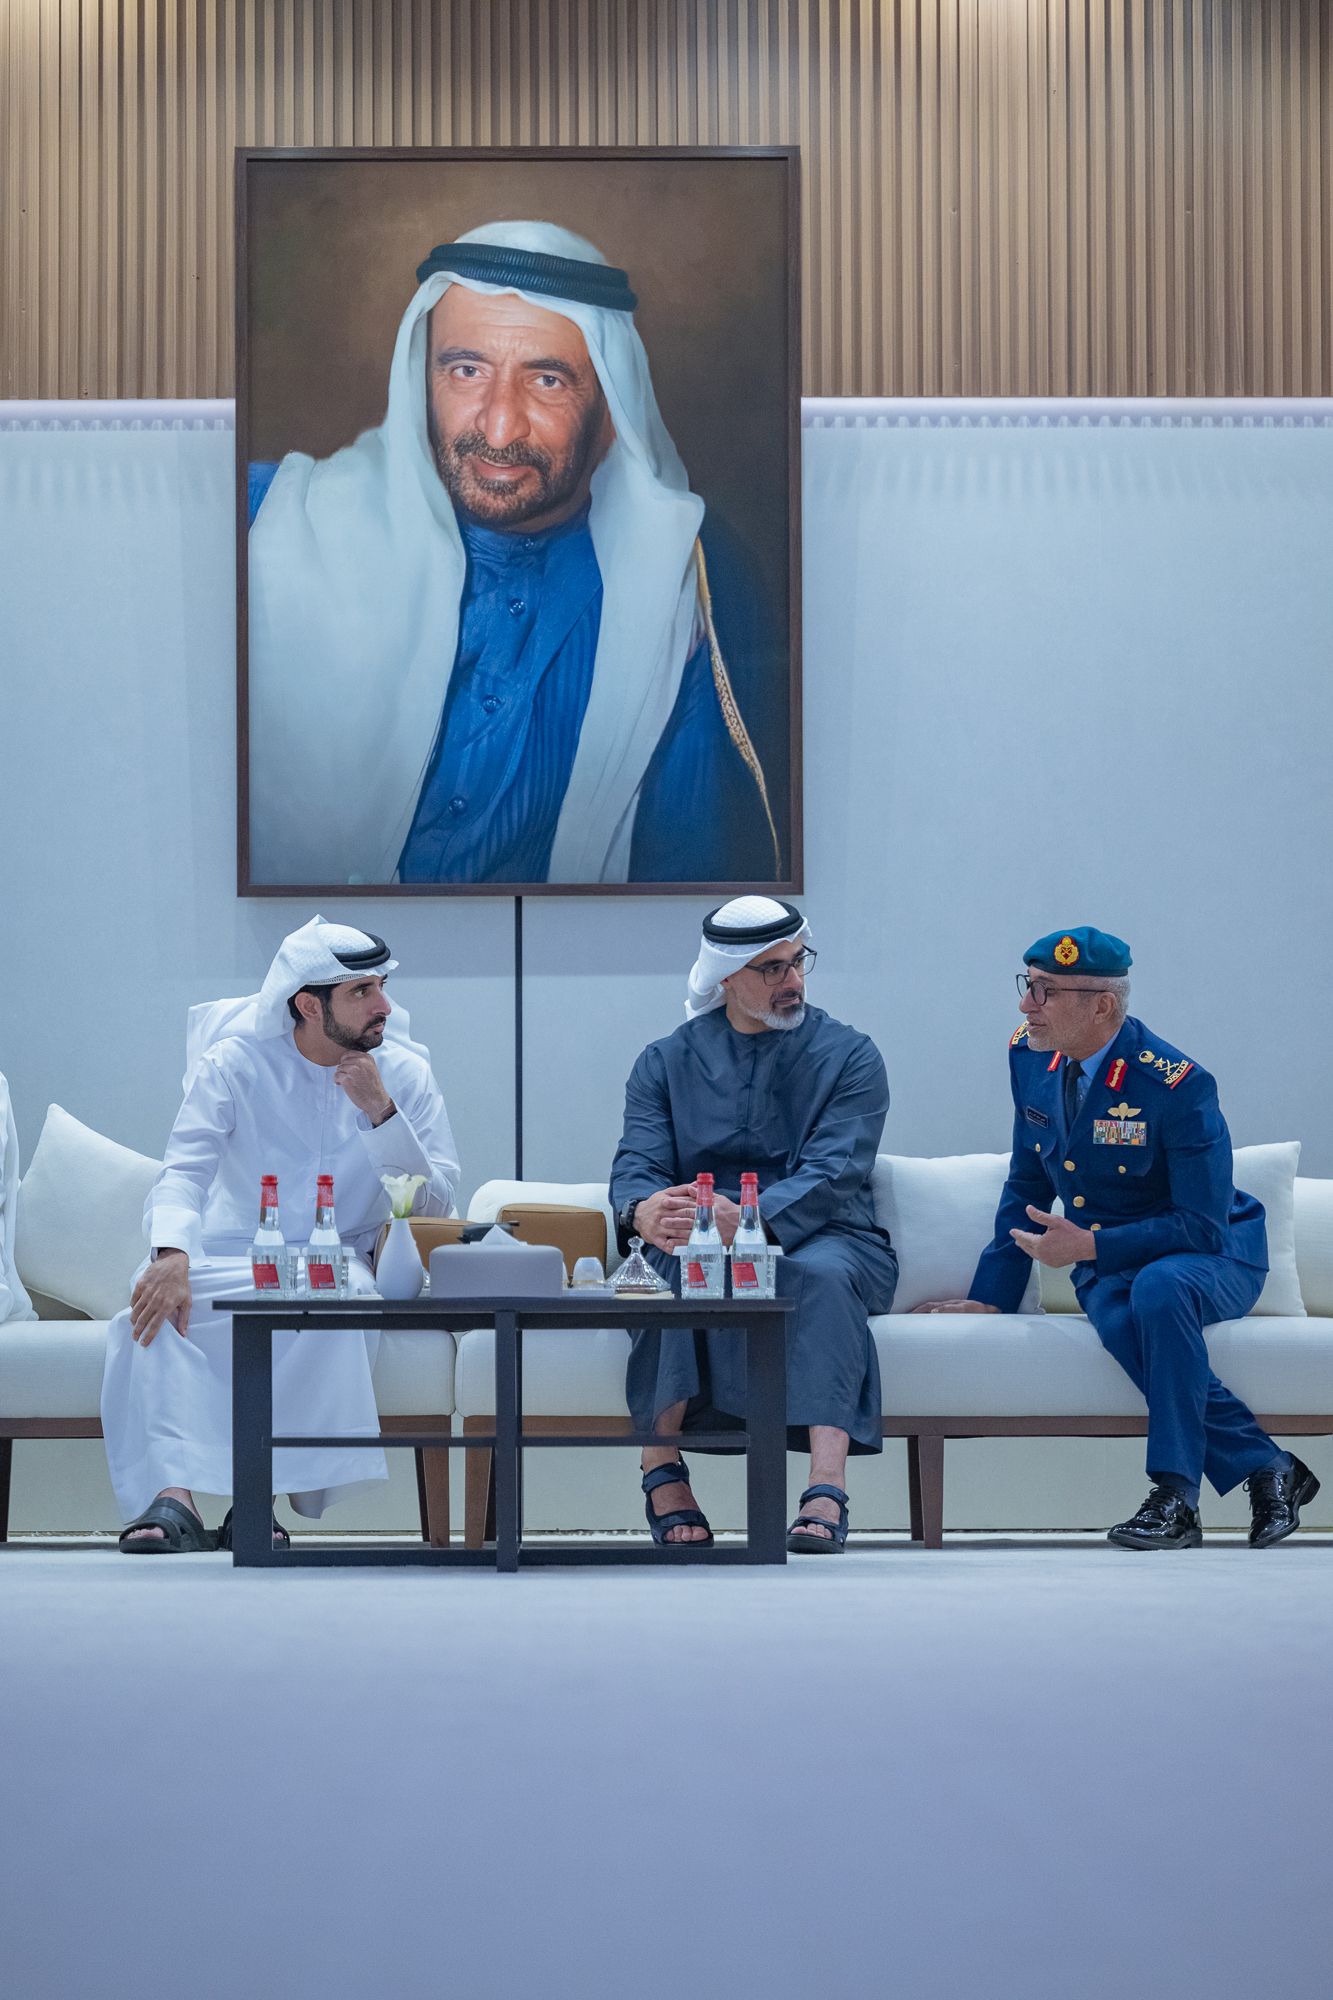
909,1299,1000,1314
1011,1206,1097,1267
334,1051,396,1126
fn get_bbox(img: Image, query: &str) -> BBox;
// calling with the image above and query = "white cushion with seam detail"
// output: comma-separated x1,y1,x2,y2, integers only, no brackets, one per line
370,1330,456,1416
454,1326,632,1417
1295,1177,1333,1317
870,1153,1041,1315
15,1106,161,1321
1233,1142,1303,1315
0,1321,110,1418
873,1310,1333,1417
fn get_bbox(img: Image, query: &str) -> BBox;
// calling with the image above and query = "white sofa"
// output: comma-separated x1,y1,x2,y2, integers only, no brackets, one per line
1,1106,459,1541
5,1112,1332,1548
455,1146,1333,1546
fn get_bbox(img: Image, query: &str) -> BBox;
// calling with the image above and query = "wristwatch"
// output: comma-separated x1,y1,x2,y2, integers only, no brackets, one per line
618,1197,642,1241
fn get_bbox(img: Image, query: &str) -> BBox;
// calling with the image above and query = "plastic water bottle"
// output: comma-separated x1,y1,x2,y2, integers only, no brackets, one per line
729,1173,769,1296
250,1175,292,1295
680,1172,726,1300
304,1174,348,1297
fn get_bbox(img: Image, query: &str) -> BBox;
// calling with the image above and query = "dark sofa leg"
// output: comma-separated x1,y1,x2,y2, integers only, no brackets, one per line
415,1448,429,1540
907,1435,924,1542
0,1437,11,1543
420,1449,451,1547
484,1451,497,1544
918,1435,944,1548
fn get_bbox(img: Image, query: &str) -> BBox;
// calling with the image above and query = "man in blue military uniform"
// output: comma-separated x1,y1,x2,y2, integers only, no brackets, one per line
915,927,1318,1550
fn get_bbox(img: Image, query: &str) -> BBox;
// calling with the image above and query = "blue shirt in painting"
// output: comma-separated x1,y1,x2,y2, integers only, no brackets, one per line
399,505,602,883
248,463,784,884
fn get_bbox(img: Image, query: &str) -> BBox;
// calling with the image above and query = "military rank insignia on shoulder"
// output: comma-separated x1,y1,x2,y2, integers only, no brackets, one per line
1010,1024,1030,1047
1135,1047,1196,1090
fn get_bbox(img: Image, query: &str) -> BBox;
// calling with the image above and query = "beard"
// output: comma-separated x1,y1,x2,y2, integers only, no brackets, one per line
431,394,606,528
319,1001,387,1053
738,997,807,1033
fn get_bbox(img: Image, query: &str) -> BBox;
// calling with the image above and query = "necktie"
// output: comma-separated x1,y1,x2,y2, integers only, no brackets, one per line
1063,1057,1082,1130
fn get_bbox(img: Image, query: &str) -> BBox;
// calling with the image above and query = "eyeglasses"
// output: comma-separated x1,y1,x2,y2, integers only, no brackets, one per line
750,947,817,985
1016,974,1113,1005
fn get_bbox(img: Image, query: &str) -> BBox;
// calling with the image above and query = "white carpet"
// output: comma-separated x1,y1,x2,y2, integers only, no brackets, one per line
2,1537,1329,1999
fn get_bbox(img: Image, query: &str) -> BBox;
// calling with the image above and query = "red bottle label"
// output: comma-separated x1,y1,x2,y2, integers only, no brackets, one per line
307,1261,335,1290
252,1261,280,1290
732,1261,758,1289
686,1261,706,1288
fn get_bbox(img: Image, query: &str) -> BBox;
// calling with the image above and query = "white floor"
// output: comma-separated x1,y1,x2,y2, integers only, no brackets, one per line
2,1535,1330,2000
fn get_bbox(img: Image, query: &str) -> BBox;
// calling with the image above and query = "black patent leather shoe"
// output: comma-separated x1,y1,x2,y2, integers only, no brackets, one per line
1246,1455,1320,1548
1107,1486,1203,1550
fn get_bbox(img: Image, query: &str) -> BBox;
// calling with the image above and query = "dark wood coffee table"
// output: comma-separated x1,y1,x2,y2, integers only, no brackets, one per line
219,1292,793,1569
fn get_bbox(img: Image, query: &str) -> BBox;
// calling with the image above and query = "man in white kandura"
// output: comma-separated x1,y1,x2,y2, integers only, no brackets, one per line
102,918,459,1552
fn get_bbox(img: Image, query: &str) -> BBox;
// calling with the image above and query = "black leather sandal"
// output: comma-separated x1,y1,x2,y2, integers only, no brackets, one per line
118,1496,216,1554
215,1506,291,1550
787,1484,850,1554
642,1459,714,1548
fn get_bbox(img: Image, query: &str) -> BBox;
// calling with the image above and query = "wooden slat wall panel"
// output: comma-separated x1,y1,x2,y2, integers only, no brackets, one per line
2,0,1329,399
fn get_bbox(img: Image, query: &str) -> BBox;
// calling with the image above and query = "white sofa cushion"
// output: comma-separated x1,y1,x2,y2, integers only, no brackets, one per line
871,1154,1041,1314
872,1310,1333,1419
1,1073,36,1325
454,1326,632,1418
1038,1249,1080,1314
0,1321,110,1418
1204,1318,1333,1415
15,1106,160,1320
0,1320,454,1421
370,1330,456,1417
1295,1178,1333,1316
873,1312,1145,1417
1232,1142,1303,1314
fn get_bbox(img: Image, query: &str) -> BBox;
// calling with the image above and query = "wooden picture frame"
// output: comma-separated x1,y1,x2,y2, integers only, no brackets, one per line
235,145,802,899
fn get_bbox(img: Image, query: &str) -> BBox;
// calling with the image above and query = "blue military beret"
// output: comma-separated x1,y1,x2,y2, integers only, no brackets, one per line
1024,927,1132,976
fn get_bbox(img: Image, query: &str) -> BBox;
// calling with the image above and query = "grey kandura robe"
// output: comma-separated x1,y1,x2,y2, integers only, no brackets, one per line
610,1005,897,1454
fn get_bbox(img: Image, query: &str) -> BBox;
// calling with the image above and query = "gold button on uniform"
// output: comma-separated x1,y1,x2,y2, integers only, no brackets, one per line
1090,1222,1101,1231
1118,1165,1126,1174
1064,1160,1075,1172
1073,1196,1085,1207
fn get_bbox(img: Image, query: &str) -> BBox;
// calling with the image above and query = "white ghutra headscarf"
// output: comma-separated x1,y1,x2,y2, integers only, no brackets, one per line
685,896,810,1020
182,917,427,1087
248,221,706,888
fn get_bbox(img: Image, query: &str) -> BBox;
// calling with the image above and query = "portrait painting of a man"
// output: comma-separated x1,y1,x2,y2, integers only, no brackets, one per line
239,151,800,895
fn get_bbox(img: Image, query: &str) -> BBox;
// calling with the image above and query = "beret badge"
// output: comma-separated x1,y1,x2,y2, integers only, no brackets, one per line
1054,936,1080,966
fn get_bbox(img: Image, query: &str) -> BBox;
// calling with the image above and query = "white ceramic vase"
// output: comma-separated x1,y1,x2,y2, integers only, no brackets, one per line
377,1217,424,1300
